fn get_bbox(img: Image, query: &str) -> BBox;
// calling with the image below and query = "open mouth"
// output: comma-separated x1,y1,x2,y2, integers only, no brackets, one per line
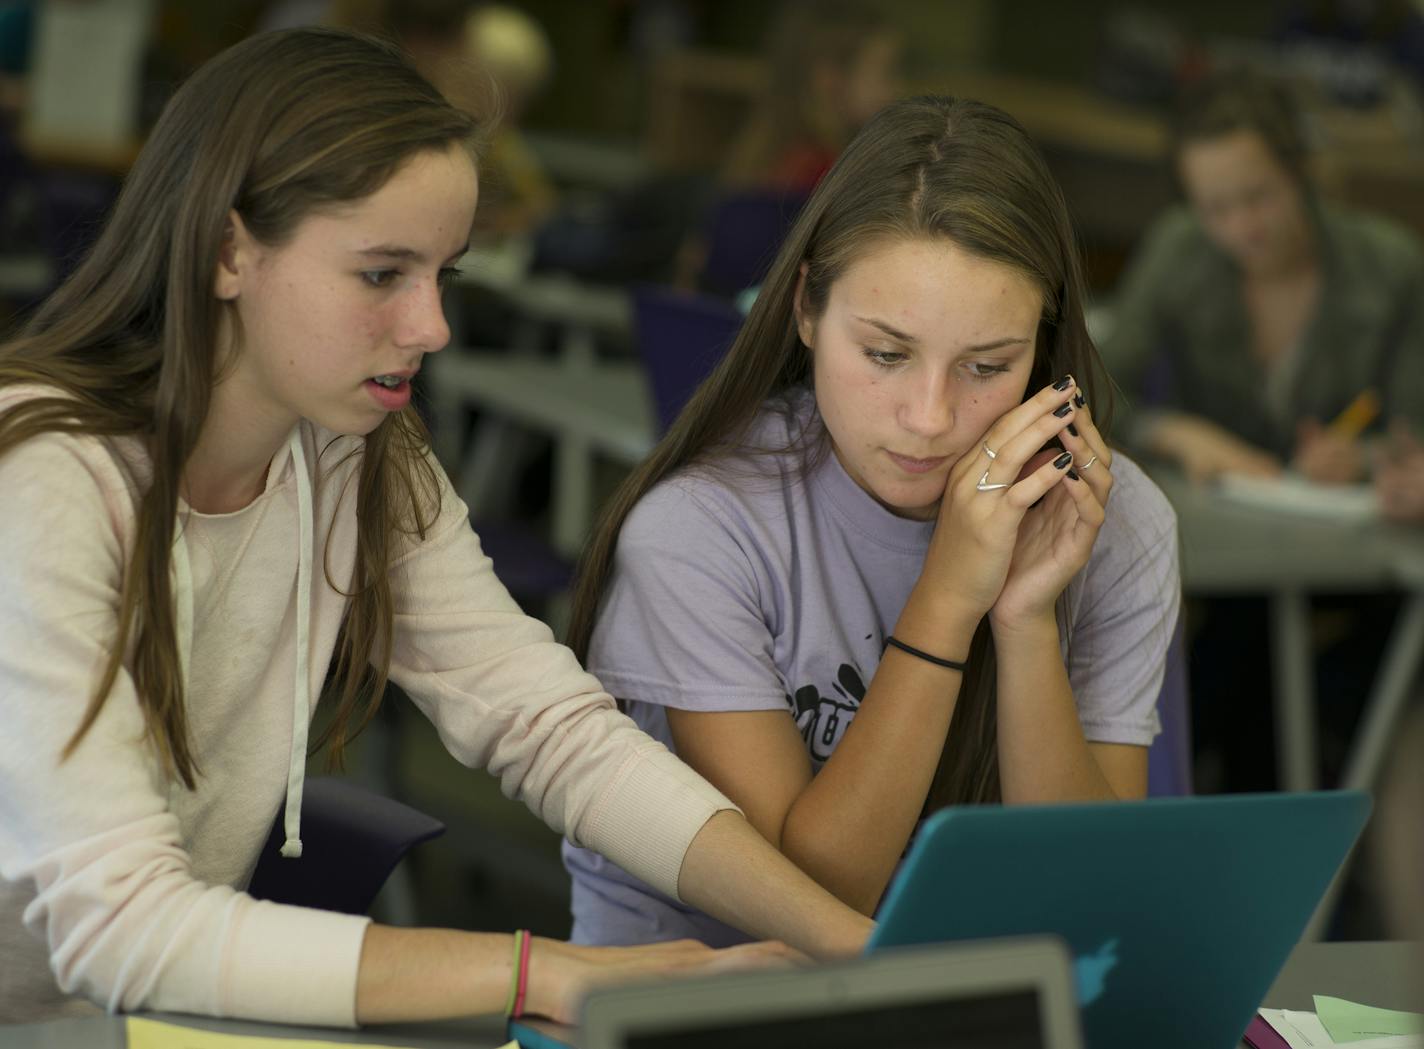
365,374,413,410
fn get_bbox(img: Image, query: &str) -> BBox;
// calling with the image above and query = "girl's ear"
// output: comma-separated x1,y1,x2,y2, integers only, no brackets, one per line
212,210,255,301
793,262,815,348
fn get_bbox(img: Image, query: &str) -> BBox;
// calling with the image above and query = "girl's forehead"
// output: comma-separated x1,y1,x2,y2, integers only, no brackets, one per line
831,237,1040,301
288,147,478,248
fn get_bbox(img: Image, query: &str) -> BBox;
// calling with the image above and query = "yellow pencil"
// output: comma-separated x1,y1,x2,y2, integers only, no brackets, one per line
1327,389,1380,440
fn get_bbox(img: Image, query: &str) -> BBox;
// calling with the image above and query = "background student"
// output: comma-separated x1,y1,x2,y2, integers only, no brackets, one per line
721,0,903,196
561,95,1180,947
0,27,875,1029
1099,69,1424,487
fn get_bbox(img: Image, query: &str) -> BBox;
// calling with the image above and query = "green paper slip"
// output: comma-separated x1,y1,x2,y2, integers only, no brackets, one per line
1315,995,1424,1043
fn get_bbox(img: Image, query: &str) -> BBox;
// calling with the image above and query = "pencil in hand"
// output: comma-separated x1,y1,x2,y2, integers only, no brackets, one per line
1326,389,1381,441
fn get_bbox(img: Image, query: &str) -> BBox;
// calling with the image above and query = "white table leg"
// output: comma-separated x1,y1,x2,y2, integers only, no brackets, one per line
1302,590,1424,942
1272,590,1317,792
553,432,592,559
1342,591,1424,793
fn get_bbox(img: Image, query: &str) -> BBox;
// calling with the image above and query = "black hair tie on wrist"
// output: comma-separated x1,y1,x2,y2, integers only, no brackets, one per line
883,635,968,672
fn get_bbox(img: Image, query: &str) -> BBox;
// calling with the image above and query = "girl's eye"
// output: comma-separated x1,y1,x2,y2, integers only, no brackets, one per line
437,266,465,290
864,348,905,368
361,269,399,288
967,362,1011,381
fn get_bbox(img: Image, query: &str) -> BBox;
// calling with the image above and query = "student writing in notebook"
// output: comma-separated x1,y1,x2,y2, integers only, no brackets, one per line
1099,70,1424,487
0,27,875,1029
561,96,1181,945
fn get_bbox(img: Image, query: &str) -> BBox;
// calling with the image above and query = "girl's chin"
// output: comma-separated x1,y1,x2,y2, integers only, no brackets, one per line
889,499,940,522
873,482,942,521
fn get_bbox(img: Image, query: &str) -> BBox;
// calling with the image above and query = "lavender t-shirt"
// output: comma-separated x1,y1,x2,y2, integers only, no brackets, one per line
563,389,1180,946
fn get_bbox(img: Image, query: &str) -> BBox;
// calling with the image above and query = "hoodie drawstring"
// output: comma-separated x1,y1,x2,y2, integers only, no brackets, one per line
280,429,313,858
170,426,313,860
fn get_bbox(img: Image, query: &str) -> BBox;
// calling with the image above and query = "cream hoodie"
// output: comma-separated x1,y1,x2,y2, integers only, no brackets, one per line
0,397,734,1025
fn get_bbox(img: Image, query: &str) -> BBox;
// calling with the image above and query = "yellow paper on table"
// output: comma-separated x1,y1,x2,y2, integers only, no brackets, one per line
1315,995,1424,1043
127,1016,518,1049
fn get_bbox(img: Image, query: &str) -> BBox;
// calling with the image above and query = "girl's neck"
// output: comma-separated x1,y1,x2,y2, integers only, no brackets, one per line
183,375,298,514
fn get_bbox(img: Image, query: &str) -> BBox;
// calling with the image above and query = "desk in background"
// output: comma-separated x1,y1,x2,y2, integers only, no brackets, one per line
1153,470,1424,799
427,352,645,559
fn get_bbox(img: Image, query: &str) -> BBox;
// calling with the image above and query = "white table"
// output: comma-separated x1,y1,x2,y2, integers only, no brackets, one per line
1152,470,1424,799
427,353,650,558
438,257,634,548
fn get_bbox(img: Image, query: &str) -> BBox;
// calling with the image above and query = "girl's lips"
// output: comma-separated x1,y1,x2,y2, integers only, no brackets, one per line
365,377,411,411
887,451,949,474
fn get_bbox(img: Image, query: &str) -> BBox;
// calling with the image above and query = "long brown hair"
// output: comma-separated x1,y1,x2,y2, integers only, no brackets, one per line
570,96,1113,808
0,28,478,787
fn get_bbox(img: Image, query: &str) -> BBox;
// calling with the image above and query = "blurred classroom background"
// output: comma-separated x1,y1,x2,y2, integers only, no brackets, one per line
2,0,1423,944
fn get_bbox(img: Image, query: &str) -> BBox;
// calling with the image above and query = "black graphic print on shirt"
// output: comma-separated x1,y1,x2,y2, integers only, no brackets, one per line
786,661,868,764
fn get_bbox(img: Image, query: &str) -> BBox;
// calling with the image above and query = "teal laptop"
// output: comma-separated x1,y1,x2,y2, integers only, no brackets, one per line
868,790,1372,1049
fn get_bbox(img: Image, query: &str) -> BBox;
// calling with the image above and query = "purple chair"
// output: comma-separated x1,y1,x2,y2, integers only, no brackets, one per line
248,776,445,915
1147,611,1193,796
698,189,807,297
632,284,744,433
472,518,574,602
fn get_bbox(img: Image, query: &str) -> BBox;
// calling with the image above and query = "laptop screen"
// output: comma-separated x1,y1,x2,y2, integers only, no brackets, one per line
622,989,1046,1049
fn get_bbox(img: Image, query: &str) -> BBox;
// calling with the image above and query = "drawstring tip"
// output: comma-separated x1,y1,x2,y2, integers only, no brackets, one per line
280,838,303,859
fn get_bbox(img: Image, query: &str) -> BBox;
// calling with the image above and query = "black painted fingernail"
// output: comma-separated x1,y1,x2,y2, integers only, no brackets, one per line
1067,469,1081,481
1053,374,1073,391
1074,392,1086,408
1053,403,1072,417
1054,451,1073,469
1067,423,1079,437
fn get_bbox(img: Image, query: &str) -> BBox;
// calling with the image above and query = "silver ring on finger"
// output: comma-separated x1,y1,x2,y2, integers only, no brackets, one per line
982,441,998,460
1079,455,1099,471
976,468,1010,492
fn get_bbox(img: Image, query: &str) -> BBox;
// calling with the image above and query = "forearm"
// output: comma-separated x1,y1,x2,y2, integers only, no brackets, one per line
991,616,1118,804
355,925,515,1024
677,809,874,956
778,589,979,913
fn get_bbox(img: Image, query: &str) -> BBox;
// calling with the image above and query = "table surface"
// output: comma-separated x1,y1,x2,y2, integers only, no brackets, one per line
9,942,1418,1049
1150,469,1424,593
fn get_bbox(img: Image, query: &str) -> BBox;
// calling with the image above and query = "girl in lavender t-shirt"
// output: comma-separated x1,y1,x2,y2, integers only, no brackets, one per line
563,96,1181,946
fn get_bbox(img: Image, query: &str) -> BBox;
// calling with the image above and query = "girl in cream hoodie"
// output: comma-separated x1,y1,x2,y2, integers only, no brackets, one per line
0,26,869,1029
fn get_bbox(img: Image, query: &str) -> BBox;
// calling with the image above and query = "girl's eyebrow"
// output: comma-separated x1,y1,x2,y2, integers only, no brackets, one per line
854,314,918,343
356,244,471,264
853,314,1032,353
961,336,1033,353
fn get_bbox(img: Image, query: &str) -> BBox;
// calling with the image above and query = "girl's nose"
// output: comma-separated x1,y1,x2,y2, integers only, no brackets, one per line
397,278,451,353
900,371,954,438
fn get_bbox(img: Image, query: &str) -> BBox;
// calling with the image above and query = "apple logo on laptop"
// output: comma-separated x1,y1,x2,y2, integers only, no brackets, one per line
1073,939,1120,1005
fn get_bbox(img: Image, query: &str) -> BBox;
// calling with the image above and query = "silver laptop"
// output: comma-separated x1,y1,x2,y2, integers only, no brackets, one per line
507,936,1084,1049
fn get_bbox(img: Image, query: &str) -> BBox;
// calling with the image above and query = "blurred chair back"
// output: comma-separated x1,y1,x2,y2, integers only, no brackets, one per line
1147,611,1193,796
248,776,445,916
699,189,806,297
472,518,574,605
632,284,743,433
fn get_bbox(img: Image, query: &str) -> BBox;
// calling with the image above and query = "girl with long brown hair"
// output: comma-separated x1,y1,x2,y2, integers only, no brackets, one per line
564,96,1181,946
0,27,873,1028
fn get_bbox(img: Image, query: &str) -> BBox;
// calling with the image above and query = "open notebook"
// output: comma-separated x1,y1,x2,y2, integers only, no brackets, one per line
1215,473,1379,522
